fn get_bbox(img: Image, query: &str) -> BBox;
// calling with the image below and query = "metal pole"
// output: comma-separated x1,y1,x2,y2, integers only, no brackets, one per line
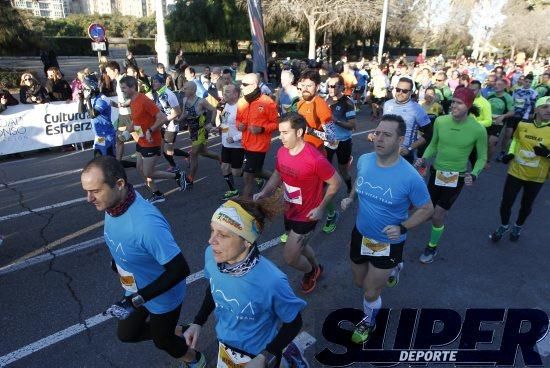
155,0,170,67
377,0,389,64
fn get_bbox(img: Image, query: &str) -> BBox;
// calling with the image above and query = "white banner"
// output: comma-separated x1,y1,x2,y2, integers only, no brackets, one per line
0,101,119,156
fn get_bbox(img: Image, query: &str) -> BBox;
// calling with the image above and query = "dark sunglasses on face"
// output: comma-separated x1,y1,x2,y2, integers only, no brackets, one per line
327,84,340,88
24,77,32,81
241,82,252,87
395,87,411,93
436,79,445,82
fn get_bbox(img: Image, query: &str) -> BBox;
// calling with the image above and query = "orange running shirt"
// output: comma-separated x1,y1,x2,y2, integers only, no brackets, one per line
297,96,333,149
130,93,161,147
236,95,278,153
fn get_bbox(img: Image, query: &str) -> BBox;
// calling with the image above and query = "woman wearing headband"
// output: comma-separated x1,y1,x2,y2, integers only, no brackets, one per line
183,197,309,367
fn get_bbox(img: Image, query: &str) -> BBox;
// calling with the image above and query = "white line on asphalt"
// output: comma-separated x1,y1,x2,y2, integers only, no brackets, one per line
0,177,207,271
1,169,84,188
0,236,282,367
0,157,37,166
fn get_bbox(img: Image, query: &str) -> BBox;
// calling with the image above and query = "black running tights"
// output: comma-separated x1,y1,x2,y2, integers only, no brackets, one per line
499,174,543,226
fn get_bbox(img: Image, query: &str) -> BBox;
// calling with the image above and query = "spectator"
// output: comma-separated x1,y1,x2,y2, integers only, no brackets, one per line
0,81,19,113
154,63,169,81
166,74,176,91
174,48,186,69
19,72,48,104
45,67,72,101
70,70,86,101
138,68,153,94
448,69,460,92
174,62,188,92
123,50,138,71
230,61,238,82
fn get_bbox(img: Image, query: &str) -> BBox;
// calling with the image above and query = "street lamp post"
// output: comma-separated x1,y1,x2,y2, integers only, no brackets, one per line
155,0,170,67
378,0,389,64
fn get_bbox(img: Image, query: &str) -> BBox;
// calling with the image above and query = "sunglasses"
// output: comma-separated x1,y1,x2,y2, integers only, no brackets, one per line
395,87,411,93
436,79,445,82
24,77,32,81
327,84,339,88
241,82,253,87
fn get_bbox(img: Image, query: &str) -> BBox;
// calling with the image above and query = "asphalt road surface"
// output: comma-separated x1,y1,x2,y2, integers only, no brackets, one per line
0,107,549,368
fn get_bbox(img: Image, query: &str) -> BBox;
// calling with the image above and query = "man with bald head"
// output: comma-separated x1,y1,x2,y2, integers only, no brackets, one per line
276,69,299,115
237,73,278,198
180,81,220,187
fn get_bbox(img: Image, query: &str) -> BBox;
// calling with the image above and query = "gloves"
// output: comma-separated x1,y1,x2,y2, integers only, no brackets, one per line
501,154,514,164
105,296,135,320
533,144,550,158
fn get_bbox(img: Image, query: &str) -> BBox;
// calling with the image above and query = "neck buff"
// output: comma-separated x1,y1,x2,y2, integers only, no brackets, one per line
217,245,260,277
244,87,261,103
106,184,136,217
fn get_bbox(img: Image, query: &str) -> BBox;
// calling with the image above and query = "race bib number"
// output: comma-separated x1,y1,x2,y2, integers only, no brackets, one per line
516,149,539,168
95,136,106,146
116,264,138,293
360,237,390,257
217,343,252,368
515,98,525,109
134,125,144,138
434,170,459,188
283,183,303,205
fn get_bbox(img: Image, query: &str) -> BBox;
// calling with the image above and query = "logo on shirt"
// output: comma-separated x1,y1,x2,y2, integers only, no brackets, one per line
356,176,393,204
210,279,256,321
104,232,128,262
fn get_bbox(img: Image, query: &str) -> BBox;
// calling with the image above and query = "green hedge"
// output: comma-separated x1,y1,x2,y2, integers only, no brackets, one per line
0,69,40,89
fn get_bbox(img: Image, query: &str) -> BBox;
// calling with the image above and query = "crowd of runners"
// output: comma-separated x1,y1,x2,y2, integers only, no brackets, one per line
13,49,546,367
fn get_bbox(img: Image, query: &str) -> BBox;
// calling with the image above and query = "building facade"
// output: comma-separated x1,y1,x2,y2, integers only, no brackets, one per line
11,0,68,19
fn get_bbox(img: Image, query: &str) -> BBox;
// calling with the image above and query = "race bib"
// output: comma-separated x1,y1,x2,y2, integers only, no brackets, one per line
95,136,106,146
116,264,138,293
283,183,303,205
515,98,525,109
217,343,252,368
134,125,144,138
516,149,539,168
360,237,390,257
434,170,459,188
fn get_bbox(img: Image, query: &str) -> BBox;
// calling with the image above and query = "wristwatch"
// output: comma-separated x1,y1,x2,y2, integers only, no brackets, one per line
399,224,408,234
131,294,145,308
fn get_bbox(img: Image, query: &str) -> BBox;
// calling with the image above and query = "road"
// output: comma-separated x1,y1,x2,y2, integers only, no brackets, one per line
0,108,549,367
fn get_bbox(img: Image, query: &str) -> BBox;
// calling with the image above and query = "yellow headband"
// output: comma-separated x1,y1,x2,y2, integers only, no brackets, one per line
212,200,260,243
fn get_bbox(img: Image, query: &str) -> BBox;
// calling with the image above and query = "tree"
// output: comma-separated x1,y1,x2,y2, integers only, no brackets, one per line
0,6,40,55
243,0,382,60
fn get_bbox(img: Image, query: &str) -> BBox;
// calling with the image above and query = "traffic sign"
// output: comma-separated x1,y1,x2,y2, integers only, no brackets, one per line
88,23,106,42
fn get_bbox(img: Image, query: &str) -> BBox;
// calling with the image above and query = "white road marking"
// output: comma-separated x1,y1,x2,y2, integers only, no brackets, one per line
1,169,84,188
0,235,283,367
0,177,207,272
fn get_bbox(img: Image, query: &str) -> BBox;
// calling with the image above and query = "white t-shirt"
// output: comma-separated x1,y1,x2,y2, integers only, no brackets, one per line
115,75,131,116
220,103,242,149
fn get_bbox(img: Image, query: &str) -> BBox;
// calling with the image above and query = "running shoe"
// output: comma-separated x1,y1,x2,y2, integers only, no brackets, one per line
351,317,376,344
166,165,179,173
179,351,206,368
282,341,310,368
222,189,239,200
280,233,288,243
147,193,166,204
386,262,403,288
419,246,438,264
301,264,324,293
255,178,266,189
510,225,522,242
176,170,188,191
322,211,340,234
489,225,509,242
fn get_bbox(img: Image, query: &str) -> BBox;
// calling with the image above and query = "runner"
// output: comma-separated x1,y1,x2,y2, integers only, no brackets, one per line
104,61,136,168
468,80,493,168
498,74,538,161
236,73,278,199
383,77,432,164
486,78,515,162
296,69,341,234
150,74,189,173
490,96,550,242
341,114,433,344
183,197,309,367
254,113,342,293
180,81,220,188
433,71,453,114
79,75,116,157
219,84,244,200
120,76,187,203
276,69,299,115
326,73,356,196
80,156,205,368
415,87,488,263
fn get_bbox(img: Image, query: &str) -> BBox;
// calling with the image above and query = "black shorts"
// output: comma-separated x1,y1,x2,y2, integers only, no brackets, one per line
161,128,177,144
326,139,352,166
486,124,504,138
504,116,522,131
243,150,266,174
349,226,403,269
427,168,465,211
221,146,245,169
284,218,317,234
136,143,161,158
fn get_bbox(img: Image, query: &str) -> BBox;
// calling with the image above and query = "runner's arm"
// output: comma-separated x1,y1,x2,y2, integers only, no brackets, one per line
261,313,303,357
200,99,217,125
412,123,432,150
260,170,282,196
138,253,190,302
149,111,168,132
166,105,181,123
471,128,488,177
421,118,440,160
318,172,342,210
401,201,434,230
192,285,215,326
